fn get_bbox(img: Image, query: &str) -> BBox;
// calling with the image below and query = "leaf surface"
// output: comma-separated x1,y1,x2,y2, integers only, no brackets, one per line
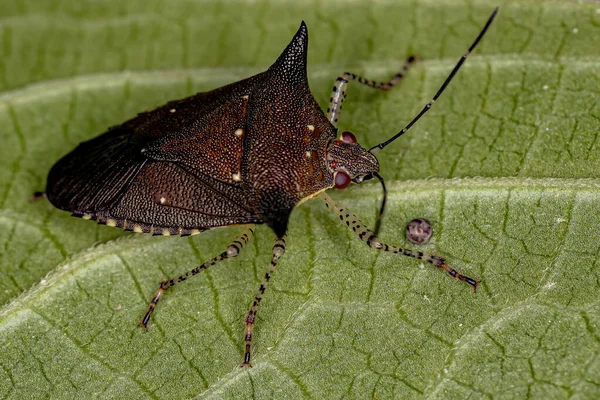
0,1,599,398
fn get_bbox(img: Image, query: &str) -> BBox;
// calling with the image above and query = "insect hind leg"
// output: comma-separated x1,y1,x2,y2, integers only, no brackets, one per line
139,224,255,328
327,56,418,126
241,234,287,367
319,193,479,291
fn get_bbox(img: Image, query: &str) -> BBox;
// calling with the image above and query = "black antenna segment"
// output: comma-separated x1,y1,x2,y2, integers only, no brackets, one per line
369,7,499,153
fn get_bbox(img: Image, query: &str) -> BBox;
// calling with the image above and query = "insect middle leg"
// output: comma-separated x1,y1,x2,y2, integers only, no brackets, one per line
327,56,418,126
139,224,255,328
319,193,479,291
241,234,287,367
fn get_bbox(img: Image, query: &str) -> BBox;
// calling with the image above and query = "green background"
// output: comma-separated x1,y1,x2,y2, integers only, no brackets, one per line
1,0,599,398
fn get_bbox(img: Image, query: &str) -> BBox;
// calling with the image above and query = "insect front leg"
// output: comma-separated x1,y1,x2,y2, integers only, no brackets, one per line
139,224,255,328
241,234,287,367
319,193,479,291
327,56,418,126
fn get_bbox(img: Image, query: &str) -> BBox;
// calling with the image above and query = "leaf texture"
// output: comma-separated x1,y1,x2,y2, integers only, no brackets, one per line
0,1,599,398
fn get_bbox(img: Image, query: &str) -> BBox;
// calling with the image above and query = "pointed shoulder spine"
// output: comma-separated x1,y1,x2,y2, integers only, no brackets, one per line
269,21,309,83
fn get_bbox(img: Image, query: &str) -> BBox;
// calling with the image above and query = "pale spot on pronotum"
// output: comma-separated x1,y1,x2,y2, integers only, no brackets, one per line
306,124,315,131
160,197,167,204
305,151,312,158
106,219,117,227
141,148,147,154
190,229,201,236
133,225,143,233
241,95,249,100
169,108,176,113
234,128,244,137
232,173,242,182
162,229,171,236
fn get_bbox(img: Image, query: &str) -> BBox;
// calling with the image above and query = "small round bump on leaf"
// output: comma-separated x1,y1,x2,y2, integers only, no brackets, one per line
406,218,433,244
340,131,356,143
334,171,351,189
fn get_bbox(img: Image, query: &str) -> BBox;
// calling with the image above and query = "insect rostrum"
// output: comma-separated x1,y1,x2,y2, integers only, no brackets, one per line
45,9,498,367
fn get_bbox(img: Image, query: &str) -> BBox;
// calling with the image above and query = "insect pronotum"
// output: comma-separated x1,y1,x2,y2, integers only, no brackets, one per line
44,9,498,366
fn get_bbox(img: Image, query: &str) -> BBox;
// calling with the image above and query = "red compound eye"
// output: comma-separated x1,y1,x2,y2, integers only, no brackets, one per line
334,171,351,189
340,131,356,143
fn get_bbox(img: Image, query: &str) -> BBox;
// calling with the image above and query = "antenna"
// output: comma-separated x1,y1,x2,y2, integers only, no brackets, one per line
369,7,499,153
373,172,387,235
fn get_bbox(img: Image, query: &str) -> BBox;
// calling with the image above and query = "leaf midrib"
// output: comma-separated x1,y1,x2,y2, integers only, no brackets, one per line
0,176,597,324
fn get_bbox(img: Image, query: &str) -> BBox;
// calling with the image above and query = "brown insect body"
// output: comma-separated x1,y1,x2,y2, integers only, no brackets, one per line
45,10,498,366
47,23,367,237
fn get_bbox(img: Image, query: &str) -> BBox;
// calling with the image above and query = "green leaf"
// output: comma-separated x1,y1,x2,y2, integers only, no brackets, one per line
1,0,599,398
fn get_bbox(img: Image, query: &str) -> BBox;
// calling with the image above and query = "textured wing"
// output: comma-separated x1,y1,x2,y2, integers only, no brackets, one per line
98,160,262,235
46,125,146,213
131,84,255,185
46,123,262,234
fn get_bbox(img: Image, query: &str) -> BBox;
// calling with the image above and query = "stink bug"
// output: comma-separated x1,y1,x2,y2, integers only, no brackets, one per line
45,9,498,366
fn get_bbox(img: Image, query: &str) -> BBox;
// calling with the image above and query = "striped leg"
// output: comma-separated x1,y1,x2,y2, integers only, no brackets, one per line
29,191,46,202
139,224,255,328
319,193,479,291
241,234,287,367
327,56,418,126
